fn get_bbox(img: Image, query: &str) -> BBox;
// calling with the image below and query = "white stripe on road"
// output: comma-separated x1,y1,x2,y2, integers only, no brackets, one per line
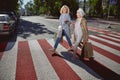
98,35,120,42
107,34,120,38
63,36,120,75
89,40,120,57
28,40,59,80
89,35,120,47
0,42,18,80
48,39,103,80
94,51,120,75
88,28,120,38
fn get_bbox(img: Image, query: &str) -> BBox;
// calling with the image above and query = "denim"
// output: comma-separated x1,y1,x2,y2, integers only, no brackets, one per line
54,30,72,48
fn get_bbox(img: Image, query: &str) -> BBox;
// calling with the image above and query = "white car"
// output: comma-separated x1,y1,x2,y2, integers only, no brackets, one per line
0,14,15,35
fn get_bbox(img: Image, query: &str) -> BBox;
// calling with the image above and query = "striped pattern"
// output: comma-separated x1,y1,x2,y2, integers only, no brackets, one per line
0,27,120,80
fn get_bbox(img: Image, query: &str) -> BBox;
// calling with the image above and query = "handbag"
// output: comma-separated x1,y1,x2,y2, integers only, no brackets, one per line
54,25,63,42
53,33,63,43
81,42,93,58
54,32,57,41
58,25,62,31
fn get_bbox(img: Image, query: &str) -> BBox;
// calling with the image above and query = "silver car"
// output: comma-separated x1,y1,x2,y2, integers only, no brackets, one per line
0,14,15,35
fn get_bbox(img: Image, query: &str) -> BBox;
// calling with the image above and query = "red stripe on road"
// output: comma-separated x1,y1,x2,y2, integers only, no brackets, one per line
111,32,120,36
61,39,120,80
88,27,110,34
95,35,120,44
104,34,120,40
93,45,120,64
89,36,120,51
38,39,81,80
0,42,8,60
15,41,37,80
89,27,120,36
61,39,120,63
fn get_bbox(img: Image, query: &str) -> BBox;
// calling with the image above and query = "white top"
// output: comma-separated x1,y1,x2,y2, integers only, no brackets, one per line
57,13,71,38
74,18,83,37
59,13,71,30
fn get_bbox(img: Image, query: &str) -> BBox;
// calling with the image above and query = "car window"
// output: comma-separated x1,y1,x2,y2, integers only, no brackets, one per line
0,16,5,21
6,17,10,21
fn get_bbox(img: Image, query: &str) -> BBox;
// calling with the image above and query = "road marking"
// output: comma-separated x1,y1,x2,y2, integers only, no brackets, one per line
89,36,120,51
0,42,18,80
28,40,59,80
93,51,120,75
38,39,81,80
95,35,120,44
0,41,8,60
88,26,120,36
89,40,120,56
15,41,37,80
89,35,120,47
48,39,103,80
61,39,120,80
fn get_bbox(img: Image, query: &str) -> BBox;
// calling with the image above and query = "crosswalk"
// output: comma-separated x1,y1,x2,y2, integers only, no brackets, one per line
0,27,120,80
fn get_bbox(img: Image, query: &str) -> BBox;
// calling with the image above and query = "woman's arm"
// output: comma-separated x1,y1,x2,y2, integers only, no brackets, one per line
81,18,88,45
59,15,64,25
67,14,71,24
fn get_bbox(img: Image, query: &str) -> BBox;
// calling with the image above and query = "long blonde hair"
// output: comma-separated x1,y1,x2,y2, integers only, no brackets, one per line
60,5,70,14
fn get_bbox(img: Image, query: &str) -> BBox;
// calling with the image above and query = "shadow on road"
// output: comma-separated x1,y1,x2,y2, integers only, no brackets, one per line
60,51,120,80
59,51,103,79
0,19,55,51
17,19,54,39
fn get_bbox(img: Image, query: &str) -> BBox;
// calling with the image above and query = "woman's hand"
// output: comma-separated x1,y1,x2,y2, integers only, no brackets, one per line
70,21,75,26
64,20,69,23
83,38,88,45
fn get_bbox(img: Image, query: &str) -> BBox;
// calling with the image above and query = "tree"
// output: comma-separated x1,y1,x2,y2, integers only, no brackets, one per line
0,0,18,11
88,0,103,17
33,0,79,17
88,0,98,17
25,1,34,15
18,0,23,7
116,0,120,19
33,0,42,15
83,0,86,13
95,0,103,17
62,0,79,18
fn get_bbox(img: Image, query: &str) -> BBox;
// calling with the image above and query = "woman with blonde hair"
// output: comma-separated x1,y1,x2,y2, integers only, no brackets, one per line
50,5,72,53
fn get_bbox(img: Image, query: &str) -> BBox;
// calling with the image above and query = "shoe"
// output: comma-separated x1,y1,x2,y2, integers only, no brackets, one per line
83,58,90,61
49,48,56,53
68,48,73,51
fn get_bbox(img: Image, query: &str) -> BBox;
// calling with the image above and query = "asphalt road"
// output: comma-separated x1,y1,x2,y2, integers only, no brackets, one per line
0,16,120,80
0,16,119,42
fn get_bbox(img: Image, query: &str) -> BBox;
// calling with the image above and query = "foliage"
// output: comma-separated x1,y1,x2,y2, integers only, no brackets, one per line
26,0,120,19
116,0,120,19
88,0,120,19
25,1,34,15
88,0,103,17
33,0,79,17
0,0,18,11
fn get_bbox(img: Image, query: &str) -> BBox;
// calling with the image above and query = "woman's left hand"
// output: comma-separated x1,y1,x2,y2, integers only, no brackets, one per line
71,21,75,25
64,20,69,23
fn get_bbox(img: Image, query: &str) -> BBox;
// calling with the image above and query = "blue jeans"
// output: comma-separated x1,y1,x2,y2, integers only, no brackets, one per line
54,30,72,48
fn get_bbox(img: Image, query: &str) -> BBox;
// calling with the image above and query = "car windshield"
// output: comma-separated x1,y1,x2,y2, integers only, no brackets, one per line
0,16,6,21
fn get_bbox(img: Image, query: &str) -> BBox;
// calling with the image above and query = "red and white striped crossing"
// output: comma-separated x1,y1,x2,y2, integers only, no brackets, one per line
0,27,120,80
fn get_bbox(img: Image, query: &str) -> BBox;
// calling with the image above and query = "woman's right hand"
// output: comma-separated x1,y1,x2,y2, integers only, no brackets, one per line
64,20,69,23
71,21,75,26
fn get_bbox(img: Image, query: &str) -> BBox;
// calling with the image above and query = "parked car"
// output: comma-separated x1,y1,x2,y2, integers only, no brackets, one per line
0,14,15,35
0,11,19,27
